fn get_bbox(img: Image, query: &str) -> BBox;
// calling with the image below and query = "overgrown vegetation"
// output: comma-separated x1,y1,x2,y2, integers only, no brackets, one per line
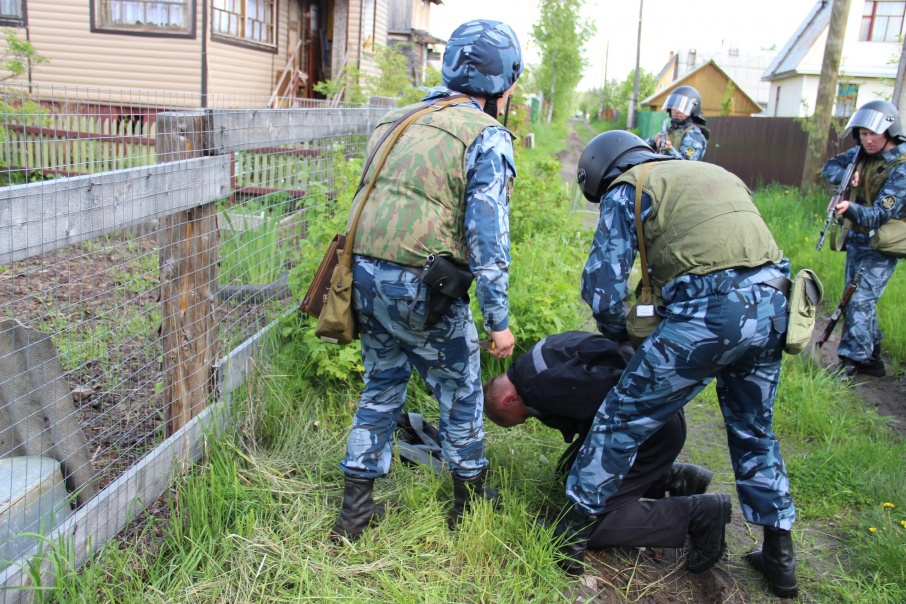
0,29,51,185
530,0,596,123
17,125,906,604
314,43,441,107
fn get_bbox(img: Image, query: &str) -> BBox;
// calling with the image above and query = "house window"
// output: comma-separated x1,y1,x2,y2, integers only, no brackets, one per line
212,0,276,48
860,1,906,42
0,0,25,26
834,83,860,117
362,0,376,53
94,0,192,33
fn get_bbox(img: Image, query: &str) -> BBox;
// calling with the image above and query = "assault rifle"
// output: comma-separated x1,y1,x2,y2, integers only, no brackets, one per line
815,267,865,349
656,122,669,154
816,148,861,251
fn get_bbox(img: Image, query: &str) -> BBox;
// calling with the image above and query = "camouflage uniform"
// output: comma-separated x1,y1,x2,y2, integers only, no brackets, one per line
646,117,709,161
822,144,906,364
340,87,515,480
570,176,796,531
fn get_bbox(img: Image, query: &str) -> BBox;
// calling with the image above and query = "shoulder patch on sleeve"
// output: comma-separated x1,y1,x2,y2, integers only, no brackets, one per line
506,175,514,205
683,146,695,159
880,195,896,210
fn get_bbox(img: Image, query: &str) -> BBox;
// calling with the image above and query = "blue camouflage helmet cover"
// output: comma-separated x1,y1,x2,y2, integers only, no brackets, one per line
442,20,523,96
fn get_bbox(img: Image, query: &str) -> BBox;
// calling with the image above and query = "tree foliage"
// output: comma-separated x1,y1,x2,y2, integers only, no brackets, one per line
1,29,50,183
1,28,47,82
577,69,656,126
531,0,595,124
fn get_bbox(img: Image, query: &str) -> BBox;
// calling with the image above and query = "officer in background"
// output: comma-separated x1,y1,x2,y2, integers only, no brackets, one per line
483,331,728,558
821,100,906,379
647,85,710,161
331,20,521,541
555,131,798,599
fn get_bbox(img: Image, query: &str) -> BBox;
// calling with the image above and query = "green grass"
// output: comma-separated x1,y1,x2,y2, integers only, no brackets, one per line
18,124,906,604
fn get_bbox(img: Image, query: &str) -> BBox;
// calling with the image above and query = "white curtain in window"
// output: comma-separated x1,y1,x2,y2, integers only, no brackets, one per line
0,0,22,17
106,1,187,27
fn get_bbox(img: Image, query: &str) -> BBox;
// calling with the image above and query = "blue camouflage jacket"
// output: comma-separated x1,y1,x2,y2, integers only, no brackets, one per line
422,86,514,332
581,180,789,341
821,143,906,230
646,117,708,161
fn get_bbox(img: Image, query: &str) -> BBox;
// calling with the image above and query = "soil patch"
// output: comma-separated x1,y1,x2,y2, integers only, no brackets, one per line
0,234,273,494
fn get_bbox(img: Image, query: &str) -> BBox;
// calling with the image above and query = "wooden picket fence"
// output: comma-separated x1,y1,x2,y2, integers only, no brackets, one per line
2,111,324,198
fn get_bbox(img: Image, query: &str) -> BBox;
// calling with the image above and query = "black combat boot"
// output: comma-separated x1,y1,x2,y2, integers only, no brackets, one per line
666,462,713,497
746,527,799,598
330,475,385,541
685,493,731,573
553,504,598,576
446,467,501,529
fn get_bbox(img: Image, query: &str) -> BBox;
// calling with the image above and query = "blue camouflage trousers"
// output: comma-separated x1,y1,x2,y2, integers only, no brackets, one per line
567,282,796,530
839,233,899,363
340,255,486,480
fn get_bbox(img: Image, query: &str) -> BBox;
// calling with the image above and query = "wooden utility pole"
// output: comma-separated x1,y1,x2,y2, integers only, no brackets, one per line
801,0,853,189
156,113,219,437
892,35,906,109
627,0,644,129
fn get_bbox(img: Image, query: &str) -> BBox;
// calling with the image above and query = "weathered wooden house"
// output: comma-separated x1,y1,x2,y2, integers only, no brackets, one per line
0,0,401,107
641,59,763,118
386,0,444,86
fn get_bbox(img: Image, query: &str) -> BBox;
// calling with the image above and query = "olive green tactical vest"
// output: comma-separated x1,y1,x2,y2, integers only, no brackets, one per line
852,151,906,233
350,103,503,267
612,161,783,291
670,125,693,151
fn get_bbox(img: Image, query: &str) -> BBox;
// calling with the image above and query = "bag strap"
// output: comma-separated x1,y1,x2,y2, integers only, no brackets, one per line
633,163,655,305
342,95,471,268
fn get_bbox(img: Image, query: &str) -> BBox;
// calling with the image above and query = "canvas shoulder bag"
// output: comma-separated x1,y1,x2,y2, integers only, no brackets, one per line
778,269,824,355
625,164,663,348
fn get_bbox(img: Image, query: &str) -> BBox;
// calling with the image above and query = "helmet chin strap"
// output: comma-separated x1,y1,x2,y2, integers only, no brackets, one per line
484,95,501,123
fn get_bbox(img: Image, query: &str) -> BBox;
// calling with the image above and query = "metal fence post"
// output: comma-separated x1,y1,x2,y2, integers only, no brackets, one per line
155,113,220,438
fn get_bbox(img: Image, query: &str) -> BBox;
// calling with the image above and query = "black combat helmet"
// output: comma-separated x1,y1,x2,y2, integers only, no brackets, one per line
845,100,906,143
663,85,706,125
576,131,669,202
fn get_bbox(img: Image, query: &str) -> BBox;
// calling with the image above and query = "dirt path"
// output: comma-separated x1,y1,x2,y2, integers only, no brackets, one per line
554,121,905,603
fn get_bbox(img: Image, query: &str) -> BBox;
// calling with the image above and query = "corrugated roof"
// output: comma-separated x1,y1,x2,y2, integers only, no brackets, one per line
762,1,830,81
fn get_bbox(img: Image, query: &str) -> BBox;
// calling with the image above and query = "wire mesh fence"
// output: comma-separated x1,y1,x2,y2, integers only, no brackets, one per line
0,82,390,599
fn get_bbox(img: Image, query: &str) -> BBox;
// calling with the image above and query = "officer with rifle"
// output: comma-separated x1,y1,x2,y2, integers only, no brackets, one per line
646,86,710,161
821,100,906,379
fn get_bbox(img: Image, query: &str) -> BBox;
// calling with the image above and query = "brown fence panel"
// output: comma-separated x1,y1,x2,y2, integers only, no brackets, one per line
705,116,853,189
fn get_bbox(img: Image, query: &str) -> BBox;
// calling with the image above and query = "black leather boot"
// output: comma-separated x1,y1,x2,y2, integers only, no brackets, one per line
553,504,598,576
666,462,713,497
446,467,501,529
330,475,384,541
685,493,731,573
746,527,799,598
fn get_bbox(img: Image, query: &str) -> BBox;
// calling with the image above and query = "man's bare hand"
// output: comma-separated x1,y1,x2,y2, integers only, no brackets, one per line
489,328,515,359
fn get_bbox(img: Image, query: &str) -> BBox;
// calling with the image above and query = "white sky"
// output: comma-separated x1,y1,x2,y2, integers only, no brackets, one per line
429,0,821,90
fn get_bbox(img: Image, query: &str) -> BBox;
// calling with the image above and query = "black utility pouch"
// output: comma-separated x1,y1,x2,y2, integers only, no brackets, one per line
420,254,474,326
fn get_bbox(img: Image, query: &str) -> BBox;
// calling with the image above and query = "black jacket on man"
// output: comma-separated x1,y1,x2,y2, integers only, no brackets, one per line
506,331,693,549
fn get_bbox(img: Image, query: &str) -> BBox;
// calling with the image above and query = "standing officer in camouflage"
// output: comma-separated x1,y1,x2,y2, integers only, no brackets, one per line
822,100,906,379
555,131,798,599
331,20,522,541
646,85,710,161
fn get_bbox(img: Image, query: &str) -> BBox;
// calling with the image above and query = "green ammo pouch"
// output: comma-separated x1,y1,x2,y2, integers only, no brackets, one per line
869,218,906,259
779,269,824,355
420,254,474,327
